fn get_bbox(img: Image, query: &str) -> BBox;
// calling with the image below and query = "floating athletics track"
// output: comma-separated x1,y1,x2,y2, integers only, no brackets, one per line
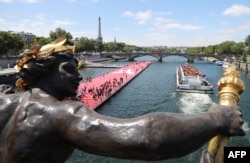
77,61,151,110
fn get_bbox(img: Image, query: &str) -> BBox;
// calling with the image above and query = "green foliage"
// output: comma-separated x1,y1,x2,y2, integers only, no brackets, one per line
36,37,52,46
230,42,244,57
245,35,250,55
94,40,104,53
75,37,95,52
105,42,118,52
49,28,73,41
0,31,24,56
216,41,235,55
204,45,216,54
245,35,250,46
123,44,139,52
186,38,249,61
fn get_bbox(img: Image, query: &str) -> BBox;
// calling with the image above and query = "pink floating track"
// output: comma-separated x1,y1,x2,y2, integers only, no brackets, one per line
77,61,151,110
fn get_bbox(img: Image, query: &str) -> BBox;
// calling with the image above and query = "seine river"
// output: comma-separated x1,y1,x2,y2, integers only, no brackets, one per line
67,56,250,163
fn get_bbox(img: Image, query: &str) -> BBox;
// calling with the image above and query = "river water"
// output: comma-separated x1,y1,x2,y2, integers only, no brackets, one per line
67,56,250,163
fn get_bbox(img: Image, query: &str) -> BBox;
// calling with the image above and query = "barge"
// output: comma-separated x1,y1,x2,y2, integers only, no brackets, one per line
77,61,151,110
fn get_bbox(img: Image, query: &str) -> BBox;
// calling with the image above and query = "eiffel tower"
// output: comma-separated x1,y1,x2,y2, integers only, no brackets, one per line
97,16,103,42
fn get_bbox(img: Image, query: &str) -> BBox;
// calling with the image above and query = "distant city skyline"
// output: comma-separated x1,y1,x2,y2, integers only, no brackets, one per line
1,0,250,47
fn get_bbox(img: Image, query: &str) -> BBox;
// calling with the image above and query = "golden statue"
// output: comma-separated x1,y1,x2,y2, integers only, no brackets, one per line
207,65,245,163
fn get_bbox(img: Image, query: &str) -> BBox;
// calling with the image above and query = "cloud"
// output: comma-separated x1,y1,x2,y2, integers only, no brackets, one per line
0,0,39,3
123,10,202,30
53,19,75,26
113,27,120,31
0,0,12,3
123,11,134,17
153,17,203,31
135,10,152,24
238,22,250,30
163,23,203,30
0,18,7,24
20,0,39,3
123,10,152,24
0,14,75,37
223,4,250,16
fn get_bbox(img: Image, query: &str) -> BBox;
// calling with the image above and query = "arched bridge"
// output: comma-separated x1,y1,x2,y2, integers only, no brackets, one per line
102,52,224,62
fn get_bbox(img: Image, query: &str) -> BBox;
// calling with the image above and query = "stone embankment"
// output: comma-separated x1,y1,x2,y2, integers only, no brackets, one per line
206,57,249,73
232,61,249,73
0,56,18,69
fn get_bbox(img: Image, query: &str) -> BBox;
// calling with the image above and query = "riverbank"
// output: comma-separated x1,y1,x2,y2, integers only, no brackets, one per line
232,61,249,72
206,57,249,73
0,68,19,85
0,56,17,68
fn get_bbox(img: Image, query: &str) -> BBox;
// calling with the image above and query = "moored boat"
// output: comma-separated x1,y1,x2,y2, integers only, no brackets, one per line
176,64,213,94
214,60,223,66
222,62,230,69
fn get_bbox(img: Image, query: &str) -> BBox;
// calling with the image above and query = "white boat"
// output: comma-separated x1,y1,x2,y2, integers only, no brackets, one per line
222,62,230,69
176,64,213,94
214,60,223,66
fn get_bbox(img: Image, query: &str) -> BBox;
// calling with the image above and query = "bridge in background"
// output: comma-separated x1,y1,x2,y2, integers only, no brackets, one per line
101,52,224,62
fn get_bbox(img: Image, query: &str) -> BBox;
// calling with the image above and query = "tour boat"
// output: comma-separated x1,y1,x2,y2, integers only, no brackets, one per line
176,64,213,94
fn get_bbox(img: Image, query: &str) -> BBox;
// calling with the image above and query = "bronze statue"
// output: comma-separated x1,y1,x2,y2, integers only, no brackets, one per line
0,38,245,163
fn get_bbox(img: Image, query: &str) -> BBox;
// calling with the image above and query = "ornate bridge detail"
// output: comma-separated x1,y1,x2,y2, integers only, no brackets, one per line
102,52,224,62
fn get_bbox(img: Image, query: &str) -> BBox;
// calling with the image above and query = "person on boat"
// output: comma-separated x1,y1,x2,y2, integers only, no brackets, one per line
0,38,245,163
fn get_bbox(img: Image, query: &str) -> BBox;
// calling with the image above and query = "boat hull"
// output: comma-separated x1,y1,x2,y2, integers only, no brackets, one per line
176,88,213,94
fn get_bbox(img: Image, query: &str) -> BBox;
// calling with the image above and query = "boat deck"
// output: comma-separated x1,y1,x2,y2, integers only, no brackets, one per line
77,61,151,110
176,65,213,94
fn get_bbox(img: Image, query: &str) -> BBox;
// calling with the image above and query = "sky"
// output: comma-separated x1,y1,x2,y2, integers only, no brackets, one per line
1,0,250,47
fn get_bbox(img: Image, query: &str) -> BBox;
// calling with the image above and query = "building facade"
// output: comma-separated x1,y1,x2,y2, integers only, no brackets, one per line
8,31,35,46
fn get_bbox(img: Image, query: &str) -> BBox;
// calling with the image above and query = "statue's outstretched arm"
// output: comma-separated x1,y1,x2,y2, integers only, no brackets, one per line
51,102,244,161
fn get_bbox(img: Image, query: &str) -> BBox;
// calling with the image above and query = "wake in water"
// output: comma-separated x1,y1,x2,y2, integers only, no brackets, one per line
176,93,250,133
176,93,215,114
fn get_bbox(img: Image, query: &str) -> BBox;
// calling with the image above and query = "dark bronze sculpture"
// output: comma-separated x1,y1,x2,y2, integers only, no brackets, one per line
0,38,245,163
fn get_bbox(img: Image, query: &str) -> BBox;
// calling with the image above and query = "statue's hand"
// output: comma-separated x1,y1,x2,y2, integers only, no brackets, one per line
208,104,245,136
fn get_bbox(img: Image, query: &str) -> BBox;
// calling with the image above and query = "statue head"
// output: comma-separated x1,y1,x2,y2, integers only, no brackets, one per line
15,37,82,100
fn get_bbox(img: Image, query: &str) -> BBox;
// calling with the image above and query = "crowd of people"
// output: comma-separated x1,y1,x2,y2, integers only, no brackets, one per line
77,76,124,101
76,61,151,109
182,64,206,77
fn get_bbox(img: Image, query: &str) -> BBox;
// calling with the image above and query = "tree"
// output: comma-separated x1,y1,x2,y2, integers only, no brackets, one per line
123,44,138,52
230,42,244,61
0,31,24,56
75,37,95,53
49,28,73,41
245,35,250,55
245,35,250,46
204,45,216,54
104,42,118,52
94,40,104,55
216,41,235,56
36,37,52,46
